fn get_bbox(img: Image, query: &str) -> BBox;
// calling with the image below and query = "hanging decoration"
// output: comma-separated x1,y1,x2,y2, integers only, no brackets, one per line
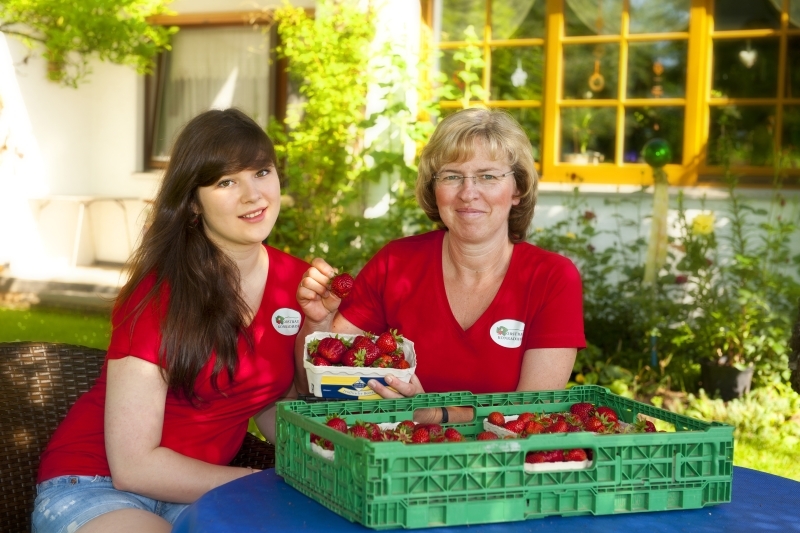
511,58,528,87
651,60,664,98
587,3,605,93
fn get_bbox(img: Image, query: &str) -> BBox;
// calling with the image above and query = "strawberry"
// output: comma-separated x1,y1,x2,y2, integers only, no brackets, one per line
564,448,588,462
325,415,348,433
317,336,347,364
487,412,506,427
524,420,545,435
306,338,320,356
397,420,416,431
353,333,376,350
348,423,370,440
517,412,534,424
444,428,463,441
314,437,334,450
371,354,394,368
341,348,365,367
544,419,569,433
569,402,595,421
393,359,411,369
503,419,526,434
566,423,582,432
360,343,383,366
375,329,403,354
380,429,398,441
363,422,382,441
476,431,498,440
330,272,354,298
583,416,605,433
411,427,430,443
311,356,331,366
526,451,548,463
544,449,565,462
595,406,619,422
644,420,657,433
424,423,445,442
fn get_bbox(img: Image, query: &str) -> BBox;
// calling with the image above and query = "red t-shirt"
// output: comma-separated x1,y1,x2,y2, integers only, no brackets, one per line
38,246,308,483
339,230,585,394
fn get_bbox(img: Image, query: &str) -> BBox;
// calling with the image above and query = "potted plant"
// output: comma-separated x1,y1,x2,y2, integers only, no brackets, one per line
562,107,604,164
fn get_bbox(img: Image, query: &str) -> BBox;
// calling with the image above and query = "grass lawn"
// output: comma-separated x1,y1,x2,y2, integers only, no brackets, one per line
735,436,800,481
0,307,111,349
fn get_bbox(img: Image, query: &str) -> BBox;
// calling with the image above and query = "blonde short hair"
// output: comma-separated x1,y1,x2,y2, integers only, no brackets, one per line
415,108,538,243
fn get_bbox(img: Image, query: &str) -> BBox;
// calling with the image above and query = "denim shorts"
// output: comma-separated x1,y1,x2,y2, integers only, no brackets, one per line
32,475,188,533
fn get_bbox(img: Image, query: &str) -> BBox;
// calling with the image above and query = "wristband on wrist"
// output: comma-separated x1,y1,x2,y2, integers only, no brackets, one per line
440,406,449,424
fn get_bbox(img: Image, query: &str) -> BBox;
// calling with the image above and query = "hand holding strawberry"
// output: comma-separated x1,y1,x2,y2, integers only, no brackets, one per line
330,272,354,299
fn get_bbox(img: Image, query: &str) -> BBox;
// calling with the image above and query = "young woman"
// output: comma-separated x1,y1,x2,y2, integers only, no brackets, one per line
296,108,585,423
33,109,308,533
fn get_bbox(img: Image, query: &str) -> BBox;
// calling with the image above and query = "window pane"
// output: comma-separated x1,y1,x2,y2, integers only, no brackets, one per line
782,106,800,167
153,26,270,160
707,106,776,166
560,107,617,164
624,107,684,164
490,46,544,100
491,0,545,39
791,0,800,30
627,41,687,98
439,49,485,102
713,0,781,31
629,0,690,33
563,43,619,100
786,37,800,98
712,38,779,98
438,0,485,42
564,0,621,36
504,108,542,161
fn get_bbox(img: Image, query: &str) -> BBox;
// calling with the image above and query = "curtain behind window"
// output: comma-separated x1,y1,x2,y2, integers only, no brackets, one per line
152,26,270,160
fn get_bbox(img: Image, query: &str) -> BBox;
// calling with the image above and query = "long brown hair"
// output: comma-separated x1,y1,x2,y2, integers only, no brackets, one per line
117,108,277,400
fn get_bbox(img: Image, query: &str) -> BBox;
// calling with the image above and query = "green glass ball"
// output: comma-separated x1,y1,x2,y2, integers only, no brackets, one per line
642,138,672,168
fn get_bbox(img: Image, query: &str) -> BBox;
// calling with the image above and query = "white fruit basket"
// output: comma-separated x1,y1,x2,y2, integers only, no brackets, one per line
303,332,417,399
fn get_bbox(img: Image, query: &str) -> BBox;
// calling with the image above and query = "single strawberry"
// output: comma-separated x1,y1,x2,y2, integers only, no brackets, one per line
361,343,383,366
583,416,605,433
348,423,370,440
444,428,463,441
566,423,582,432
526,451,548,463
503,419,526,434
644,420,657,432
371,354,394,368
524,420,545,435
353,333,376,350
363,422,382,441
476,431,498,440
325,415,348,433
425,423,445,442
397,420,416,431
595,406,619,422
375,329,403,354
544,449,565,462
517,412,534,424
380,428,398,441
487,412,506,427
411,427,430,443
393,359,411,369
564,448,588,462
311,356,331,366
341,348,365,367
315,437,334,451
544,420,569,433
317,336,347,364
569,402,595,421
330,272,354,298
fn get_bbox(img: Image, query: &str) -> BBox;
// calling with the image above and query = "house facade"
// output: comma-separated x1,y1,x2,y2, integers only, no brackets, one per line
1,0,798,291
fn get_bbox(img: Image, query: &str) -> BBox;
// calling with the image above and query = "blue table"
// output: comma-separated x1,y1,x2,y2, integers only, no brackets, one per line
172,467,800,532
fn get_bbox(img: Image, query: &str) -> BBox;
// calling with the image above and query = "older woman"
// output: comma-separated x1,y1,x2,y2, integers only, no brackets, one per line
295,108,585,421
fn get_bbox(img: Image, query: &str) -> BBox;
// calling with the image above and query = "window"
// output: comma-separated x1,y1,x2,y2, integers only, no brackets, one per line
145,12,279,168
425,0,800,186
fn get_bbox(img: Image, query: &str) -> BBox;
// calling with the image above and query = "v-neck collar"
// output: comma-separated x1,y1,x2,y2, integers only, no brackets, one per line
436,231,518,334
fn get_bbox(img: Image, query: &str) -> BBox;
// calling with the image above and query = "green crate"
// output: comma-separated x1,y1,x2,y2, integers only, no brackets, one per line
275,385,733,530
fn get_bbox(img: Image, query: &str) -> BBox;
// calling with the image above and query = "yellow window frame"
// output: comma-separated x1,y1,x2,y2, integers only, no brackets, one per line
423,0,800,187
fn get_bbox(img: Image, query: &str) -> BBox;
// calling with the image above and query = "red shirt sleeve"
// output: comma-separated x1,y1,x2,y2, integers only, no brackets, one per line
106,275,165,366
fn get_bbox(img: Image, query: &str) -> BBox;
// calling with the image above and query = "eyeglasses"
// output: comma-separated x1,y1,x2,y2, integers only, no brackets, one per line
432,170,515,189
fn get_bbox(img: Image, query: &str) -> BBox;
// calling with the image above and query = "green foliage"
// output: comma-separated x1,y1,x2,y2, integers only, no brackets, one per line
0,0,175,87
269,0,454,270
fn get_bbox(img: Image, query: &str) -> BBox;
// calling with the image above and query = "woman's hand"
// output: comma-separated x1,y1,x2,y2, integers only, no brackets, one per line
296,258,341,328
367,374,425,399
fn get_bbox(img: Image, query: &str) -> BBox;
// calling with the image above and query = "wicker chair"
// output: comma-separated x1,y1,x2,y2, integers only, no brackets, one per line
0,342,275,533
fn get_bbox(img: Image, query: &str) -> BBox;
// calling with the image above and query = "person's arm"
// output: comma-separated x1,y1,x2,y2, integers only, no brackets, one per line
105,356,253,503
516,347,578,391
294,258,362,394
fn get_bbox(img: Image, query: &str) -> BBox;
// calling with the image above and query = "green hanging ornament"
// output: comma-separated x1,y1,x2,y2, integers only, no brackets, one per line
642,138,672,168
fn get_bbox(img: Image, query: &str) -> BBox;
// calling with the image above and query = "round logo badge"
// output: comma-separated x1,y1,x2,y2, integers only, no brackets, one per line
489,319,525,348
271,308,302,336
